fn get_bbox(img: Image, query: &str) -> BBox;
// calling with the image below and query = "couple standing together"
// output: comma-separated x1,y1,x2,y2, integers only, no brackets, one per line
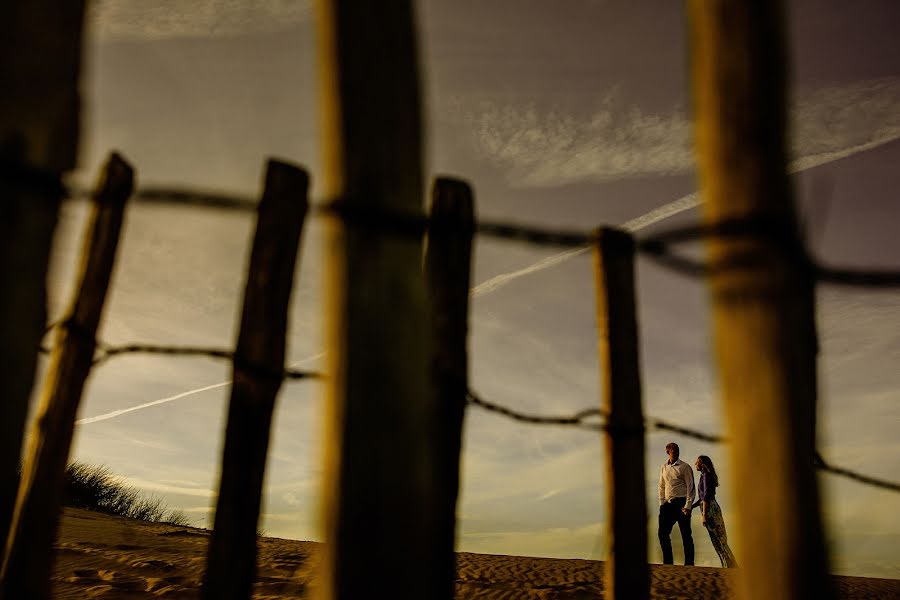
658,442,738,568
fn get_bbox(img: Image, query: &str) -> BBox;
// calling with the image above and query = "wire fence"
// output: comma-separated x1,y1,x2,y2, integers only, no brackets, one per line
59,183,900,289
28,178,900,495
40,325,900,494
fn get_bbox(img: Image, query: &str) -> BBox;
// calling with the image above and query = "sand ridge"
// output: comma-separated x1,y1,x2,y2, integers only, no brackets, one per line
51,508,899,599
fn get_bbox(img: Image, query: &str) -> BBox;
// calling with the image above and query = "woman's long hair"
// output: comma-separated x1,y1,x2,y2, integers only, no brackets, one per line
697,455,719,488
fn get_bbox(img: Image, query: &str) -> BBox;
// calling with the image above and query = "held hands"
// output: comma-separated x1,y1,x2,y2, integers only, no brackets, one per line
681,506,691,516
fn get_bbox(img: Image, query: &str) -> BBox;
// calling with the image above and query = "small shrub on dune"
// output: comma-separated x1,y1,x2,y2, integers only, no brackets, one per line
164,509,192,527
61,462,186,526
63,463,122,511
127,496,167,522
105,486,139,517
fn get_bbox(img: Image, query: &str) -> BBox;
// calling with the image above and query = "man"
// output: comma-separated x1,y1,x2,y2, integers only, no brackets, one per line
658,442,695,565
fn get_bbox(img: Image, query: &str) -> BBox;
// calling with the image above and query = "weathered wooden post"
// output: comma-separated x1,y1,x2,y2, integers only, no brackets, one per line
687,2,831,599
425,177,475,599
592,227,647,600
315,1,440,598
201,160,309,600
0,152,133,600
0,1,86,555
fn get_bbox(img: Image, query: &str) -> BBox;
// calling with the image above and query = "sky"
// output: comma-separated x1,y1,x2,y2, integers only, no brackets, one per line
32,0,900,577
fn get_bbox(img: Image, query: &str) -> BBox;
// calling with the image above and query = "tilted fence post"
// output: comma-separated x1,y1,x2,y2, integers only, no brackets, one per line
687,2,831,599
0,153,133,600
592,227,648,600
0,0,86,556
202,160,309,600
315,1,439,598
425,177,475,599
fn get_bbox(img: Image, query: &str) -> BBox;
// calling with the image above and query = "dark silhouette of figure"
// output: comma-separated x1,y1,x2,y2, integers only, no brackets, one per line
657,442,695,565
692,455,738,567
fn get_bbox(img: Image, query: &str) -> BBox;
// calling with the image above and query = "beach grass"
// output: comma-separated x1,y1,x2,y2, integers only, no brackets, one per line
59,461,191,526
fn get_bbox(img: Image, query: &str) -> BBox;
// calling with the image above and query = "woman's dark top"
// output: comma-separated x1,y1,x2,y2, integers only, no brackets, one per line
698,472,716,502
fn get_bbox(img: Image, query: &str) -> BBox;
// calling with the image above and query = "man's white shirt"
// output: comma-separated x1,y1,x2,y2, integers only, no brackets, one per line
658,459,695,509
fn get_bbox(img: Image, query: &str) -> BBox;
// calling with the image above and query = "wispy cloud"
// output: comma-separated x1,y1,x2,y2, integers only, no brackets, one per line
470,112,900,299
459,91,692,187
77,352,324,426
459,522,604,560
76,381,230,425
471,247,591,298
88,0,312,41
535,489,561,502
455,78,900,187
123,476,216,498
78,119,900,430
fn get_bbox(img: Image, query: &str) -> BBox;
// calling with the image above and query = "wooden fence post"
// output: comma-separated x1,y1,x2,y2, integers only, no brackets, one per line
687,2,831,599
592,227,647,600
425,177,475,599
0,0,85,556
315,1,439,598
0,152,133,600
201,160,309,600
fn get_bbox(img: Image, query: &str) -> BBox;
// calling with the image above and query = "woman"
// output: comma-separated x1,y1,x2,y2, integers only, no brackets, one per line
692,455,738,568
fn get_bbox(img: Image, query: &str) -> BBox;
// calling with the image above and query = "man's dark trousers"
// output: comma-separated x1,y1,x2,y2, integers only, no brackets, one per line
658,498,694,565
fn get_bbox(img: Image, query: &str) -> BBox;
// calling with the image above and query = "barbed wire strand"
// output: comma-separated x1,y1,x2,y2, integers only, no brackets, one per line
465,390,724,442
815,453,900,493
465,389,604,430
93,343,320,380
466,390,898,493
60,184,900,288
38,334,320,381
34,333,900,493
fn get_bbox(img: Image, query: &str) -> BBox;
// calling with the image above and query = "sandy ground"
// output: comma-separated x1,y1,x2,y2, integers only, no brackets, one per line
51,508,898,599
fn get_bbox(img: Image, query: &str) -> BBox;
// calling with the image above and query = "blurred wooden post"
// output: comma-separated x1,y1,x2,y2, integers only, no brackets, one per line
0,1,85,555
688,2,831,599
315,1,439,598
425,177,474,599
0,153,133,600
592,227,647,600
201,160,309,600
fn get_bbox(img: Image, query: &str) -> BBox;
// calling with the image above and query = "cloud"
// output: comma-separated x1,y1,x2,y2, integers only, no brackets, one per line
466,108,900,299
461,440,602,508
179,505,215,514
76,381,230,425
282,492,302,507
792,78,900,162
88,0,312,41
472,247,591,298
535,489,562,502
457,91,692,187
76,352,324,426
459,522,604,559
123,476,216,498
454,77,900,187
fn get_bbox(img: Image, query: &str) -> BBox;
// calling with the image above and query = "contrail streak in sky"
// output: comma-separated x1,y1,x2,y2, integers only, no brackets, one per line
80,130,899,425
76,381,231,425
471,130,900,298
469,192,700,298
76,352,325,425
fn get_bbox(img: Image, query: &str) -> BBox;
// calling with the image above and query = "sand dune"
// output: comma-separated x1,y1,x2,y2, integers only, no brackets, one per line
51,508,898,599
